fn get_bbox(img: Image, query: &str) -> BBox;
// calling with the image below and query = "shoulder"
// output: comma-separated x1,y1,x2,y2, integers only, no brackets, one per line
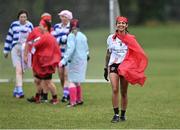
31,27,41,35
107,34,114,40
26,21,33,28
54,23,61,29
33,27,39,31
68,33,75,38
126,34,136,39
10,21,20,28
78,32,87,39
107,34,114,42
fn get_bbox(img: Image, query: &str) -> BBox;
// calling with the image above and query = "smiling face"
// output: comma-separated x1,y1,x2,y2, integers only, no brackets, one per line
19,13,27,25
60,15,69,26
116,21,128,33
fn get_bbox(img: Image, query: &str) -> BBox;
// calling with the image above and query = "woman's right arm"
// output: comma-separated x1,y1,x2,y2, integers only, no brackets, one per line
3,24,13,58
105,49,110,69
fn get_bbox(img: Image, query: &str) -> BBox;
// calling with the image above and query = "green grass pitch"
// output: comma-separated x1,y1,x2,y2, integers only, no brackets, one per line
0,24,180,128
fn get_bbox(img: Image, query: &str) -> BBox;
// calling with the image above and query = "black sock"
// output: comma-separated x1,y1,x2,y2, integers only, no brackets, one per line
52,95,57,99
43,93,48,100
121,110,126,117
113,107,119,115
35,93,40,98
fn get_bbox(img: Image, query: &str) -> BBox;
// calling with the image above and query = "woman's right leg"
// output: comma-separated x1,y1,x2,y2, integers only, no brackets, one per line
58,66,69,102
109,73,120,122
27,76,43,103
11,45,24,98
43,80,58,104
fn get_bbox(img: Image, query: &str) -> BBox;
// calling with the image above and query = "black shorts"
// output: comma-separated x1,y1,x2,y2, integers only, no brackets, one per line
109,63,120,74
35,74,52,80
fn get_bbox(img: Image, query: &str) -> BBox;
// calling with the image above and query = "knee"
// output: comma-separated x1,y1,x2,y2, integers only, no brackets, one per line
112,87,119,94
121,92,127,98
16,68,22,75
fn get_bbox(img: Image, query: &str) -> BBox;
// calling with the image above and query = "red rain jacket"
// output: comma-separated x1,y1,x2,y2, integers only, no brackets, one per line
113,33,148,86
32,32,61,77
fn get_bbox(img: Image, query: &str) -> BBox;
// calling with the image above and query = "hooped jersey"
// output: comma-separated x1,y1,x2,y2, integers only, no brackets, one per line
107,34,128,66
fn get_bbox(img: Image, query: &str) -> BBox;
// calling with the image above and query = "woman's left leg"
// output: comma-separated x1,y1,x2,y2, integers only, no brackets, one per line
14,63,24,98
75,83,83,105
120,76,128,121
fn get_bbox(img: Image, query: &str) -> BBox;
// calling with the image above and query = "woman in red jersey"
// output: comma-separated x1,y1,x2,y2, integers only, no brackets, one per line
104,16,148,123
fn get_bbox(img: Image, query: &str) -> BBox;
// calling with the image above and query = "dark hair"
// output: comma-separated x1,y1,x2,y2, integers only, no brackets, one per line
44,20,51,32
17,9,28,18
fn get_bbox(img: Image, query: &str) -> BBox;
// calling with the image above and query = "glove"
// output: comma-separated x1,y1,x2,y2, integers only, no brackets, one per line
87,55,90,61
104,68,109,81
4,53,8,58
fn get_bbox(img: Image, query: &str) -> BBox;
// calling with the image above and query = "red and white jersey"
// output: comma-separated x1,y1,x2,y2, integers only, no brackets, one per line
107,34,128,66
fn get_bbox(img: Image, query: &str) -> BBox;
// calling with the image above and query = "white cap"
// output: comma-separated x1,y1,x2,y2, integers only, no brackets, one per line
58,10,73,20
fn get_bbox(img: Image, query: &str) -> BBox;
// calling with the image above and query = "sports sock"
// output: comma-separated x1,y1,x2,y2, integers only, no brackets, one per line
63,87,69,98
121,110,126,117
76,85,82,102
69,87,77,105
35,93,40,101
114,107,119,115
13,86,18,93
52,95,57,99
43,93,48,100
17,86,23,93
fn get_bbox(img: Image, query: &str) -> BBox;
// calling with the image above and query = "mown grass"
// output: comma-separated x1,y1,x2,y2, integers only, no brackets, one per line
0,24,180,128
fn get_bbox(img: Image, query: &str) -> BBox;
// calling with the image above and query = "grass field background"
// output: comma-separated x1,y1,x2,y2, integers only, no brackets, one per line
0,24,180,128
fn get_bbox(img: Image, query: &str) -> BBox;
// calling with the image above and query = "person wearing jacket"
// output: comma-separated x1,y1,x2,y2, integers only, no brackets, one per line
60,19,89,107
104,16,148,123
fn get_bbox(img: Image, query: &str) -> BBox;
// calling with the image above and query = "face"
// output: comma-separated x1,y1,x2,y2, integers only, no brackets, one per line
71,28,78,34
116,21,128,33
39,24,47,33
60,15,69,25
19,13,27,24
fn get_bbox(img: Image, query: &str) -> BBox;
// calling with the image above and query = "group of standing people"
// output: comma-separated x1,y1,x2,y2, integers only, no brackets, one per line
3,9,148,122
3,9,89,107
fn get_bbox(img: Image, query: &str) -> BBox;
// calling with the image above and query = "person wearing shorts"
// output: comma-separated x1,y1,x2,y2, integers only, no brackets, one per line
104,16,148,123
24,12,53,103
53,10,73,102
29,19,61,104
3,9,33,98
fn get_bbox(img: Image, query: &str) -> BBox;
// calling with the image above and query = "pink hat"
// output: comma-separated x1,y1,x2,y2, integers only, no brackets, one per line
58,10,73,20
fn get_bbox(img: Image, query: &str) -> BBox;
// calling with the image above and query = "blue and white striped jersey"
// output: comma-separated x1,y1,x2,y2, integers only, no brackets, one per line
52,22,71,56
3,20,33,54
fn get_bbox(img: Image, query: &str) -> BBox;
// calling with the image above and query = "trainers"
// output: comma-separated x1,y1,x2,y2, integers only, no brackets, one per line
15,92,24,99
41,99,48,103
61,96,68,103
27,96,40,103
41,96,48,103
67,102,76,107
120,116,126,121
50,99,59,105
13,92,17,97
111,114,120,123
76,101,84,105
